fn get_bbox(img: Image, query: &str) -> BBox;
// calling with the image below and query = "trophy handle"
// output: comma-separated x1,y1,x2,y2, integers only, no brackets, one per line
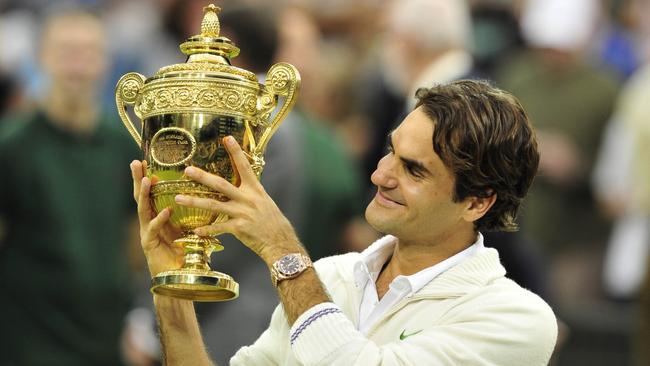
255,62,301,155
115,72,147,148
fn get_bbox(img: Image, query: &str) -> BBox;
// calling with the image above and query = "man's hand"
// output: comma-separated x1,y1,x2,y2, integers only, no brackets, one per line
130,160,184,277
130,161,216,366
175,136,303,265
175,136,330,326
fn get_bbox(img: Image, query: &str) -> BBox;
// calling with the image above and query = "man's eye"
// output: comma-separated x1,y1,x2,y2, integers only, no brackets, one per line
406,165,422,178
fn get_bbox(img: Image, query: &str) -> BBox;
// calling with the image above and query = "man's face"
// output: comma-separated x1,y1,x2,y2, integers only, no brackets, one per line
40,16,107,97
365,107,468,242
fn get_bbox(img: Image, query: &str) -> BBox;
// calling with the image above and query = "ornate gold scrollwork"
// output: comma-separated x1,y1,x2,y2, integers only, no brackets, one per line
254,92,277,128
244,151,266,178
137,81,259,120
115,72,146,147
252,63,301,155
239,63,300,177
155,63,257,81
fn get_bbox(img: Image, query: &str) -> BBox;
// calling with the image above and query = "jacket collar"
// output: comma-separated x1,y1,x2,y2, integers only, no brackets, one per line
336,235,505,297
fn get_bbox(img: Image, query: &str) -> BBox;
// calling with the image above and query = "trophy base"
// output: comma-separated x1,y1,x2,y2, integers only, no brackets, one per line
151,269,239,302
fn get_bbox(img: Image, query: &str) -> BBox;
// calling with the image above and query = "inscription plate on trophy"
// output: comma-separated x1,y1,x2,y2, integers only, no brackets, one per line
150,127,197,167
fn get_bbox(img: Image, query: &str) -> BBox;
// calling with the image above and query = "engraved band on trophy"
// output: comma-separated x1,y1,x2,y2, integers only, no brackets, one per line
115,4,300,301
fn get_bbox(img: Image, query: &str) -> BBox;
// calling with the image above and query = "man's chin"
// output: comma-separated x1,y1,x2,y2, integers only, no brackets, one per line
365,206,397,235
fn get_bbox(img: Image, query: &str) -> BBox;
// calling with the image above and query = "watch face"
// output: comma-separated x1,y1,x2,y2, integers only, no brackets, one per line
278,254,302,276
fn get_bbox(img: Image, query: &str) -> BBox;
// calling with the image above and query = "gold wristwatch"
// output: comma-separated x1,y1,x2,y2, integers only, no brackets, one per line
270,253,313,287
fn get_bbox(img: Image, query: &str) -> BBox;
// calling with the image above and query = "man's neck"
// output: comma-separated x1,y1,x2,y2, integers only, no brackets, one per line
43,90,99,134
376,227,477,299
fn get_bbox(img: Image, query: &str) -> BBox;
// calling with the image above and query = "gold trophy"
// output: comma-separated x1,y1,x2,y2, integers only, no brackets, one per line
115,4,300,301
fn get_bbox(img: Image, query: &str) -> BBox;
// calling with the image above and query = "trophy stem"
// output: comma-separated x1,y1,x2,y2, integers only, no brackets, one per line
150,233,238,302
176,233,223,272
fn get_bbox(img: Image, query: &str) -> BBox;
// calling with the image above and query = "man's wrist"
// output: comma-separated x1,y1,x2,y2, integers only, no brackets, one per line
153,294,194,308
270,253,313,287
259,241,306,267
147,259,170,279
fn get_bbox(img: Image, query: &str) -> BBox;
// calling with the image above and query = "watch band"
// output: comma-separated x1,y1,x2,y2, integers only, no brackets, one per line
271,253,313,287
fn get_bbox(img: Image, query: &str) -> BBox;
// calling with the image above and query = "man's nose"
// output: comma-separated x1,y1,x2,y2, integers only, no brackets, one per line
371,154,398,189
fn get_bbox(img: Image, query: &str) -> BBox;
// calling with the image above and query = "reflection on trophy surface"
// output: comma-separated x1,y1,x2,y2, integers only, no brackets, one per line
115,4,300,301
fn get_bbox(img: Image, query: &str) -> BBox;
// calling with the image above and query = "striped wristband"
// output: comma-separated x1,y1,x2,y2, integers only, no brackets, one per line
290,302,342,345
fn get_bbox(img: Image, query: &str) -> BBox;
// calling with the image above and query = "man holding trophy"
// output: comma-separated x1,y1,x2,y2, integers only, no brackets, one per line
121,5,557,365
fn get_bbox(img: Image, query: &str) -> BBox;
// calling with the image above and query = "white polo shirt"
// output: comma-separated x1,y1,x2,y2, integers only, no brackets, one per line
353,234,486,334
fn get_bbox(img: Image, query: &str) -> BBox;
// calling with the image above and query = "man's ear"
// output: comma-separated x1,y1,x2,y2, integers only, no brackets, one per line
462,192,497,224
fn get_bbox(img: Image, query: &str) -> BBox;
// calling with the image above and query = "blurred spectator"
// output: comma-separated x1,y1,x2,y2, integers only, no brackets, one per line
281,0,383,151
103,0,183,107
0,8,28,116
0,5,39,103
593,64,650,300
0,8,139,365
469,1,524,79
593,0,642,80
358,0,474,184
497,0,620,305
272,6,367,257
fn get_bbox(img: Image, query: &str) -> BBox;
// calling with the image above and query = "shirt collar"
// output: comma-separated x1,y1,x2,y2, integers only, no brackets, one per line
353,236,396,288
353,233,485,293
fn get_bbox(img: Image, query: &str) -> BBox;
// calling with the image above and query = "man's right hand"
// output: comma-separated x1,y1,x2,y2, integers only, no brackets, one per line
130,160,184,277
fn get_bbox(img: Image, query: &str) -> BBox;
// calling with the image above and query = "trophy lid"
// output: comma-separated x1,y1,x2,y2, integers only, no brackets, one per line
153,4,256,82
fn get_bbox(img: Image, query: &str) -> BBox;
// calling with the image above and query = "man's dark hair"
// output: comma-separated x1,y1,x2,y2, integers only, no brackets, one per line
415,79,539,232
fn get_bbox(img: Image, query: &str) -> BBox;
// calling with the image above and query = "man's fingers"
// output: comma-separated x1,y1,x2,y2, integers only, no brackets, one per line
141,209,172,252
194,223,228,237
175,195,238,217
149,208,171,233
223,136,257,184
137,177,153,225
131,160,143,202
184,166,243,200
160,226,179,245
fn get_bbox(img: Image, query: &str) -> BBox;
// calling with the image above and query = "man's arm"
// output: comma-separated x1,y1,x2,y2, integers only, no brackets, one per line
276,268,329,324
130,161,215,365
154,296,214,366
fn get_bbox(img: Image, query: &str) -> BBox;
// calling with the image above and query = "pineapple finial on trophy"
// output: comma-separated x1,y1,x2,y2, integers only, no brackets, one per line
201,4,221,37
179,3,238,60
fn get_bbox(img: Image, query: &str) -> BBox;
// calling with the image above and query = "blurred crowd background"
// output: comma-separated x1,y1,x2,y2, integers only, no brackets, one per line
0,0,649,365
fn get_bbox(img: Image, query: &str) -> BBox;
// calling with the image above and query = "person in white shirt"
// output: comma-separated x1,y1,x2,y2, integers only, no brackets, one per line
130,79,557,365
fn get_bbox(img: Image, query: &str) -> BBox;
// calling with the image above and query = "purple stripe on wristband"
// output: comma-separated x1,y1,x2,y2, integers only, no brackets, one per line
290,307,342,345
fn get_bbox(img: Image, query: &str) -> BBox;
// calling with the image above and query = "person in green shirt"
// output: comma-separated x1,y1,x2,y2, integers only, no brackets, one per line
0,9,139,366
